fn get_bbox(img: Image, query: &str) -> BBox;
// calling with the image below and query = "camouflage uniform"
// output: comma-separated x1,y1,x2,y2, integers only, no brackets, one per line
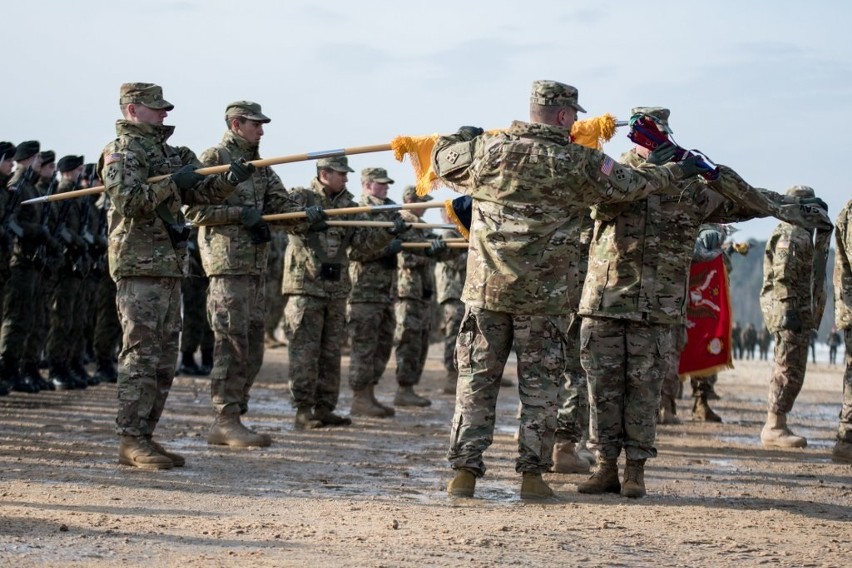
433,95,687,476
187,127,298,416
283,170,392,415
264,227,288,343
832,200,852,455
99,109,234,438
581,130,832,463
760,212,821,416
347,192,399,392
91,193,121,381
435,228,467,378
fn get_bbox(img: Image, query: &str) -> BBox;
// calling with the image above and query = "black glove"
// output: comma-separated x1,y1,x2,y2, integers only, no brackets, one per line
780,310,803,332
305,206,326,225
457,126,484,141
387,217,411,236
646,142,677,165
172,165,205,191
800,196,828,210
677,154,704,179
386,239,403,255
425,238,447,257
240,207,264,229
226,158,255,185
308,219,329,232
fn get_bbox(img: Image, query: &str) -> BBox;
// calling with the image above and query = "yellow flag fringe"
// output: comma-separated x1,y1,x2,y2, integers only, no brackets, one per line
445,199,470,239
393,114,620,197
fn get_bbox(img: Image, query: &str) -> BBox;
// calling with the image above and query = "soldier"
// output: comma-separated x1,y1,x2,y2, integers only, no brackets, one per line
758,325,772,360
433,83,702,500
759,186,828,449
435,208,467,395
827,326,841,366
577,109,832,498
36,151,56,189
831,199,852,463
45,155,89,390
187,100,305,448
393,187,453,408
0,141,14,397
347,167,403,418
743,323,758,359
731,322,743,359
0,141,53,393
283,156,403,429
99,82,248,469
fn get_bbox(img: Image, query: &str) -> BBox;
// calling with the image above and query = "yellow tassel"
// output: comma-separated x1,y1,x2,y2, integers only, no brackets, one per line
445,199,470,239
570,113,619,150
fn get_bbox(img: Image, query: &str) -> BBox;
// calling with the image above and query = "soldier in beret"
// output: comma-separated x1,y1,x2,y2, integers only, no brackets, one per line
187,100,305,448
0,141,15,396
99,82,251,469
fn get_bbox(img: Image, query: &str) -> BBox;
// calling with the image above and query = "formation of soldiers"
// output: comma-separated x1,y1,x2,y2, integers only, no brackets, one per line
1,79,849,498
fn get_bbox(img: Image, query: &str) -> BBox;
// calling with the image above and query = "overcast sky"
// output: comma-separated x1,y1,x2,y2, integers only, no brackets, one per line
3,0,850,239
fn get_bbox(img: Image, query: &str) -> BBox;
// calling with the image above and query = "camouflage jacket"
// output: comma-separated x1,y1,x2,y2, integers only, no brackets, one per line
435,228,467,304
186,130,301,276
396,209,457,302
834,200,852,330
282,179,392,299
760,222,817,332
580,150,800,325
6,167,45,268
347,194,400,304
432,121,684,315
99,120,235,280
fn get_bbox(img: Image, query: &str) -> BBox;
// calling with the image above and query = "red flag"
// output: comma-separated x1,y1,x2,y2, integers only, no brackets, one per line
679,254,734,377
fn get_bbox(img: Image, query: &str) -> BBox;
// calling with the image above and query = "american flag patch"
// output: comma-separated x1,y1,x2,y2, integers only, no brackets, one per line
600,156,614,176
104,153,123,165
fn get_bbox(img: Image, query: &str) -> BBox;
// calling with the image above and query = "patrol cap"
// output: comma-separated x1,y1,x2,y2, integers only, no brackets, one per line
0,141,15,161
13,140,40,162
119,82,174,111
631,106,672,134
361,167,394,184
402,185,433,203
786,185,815,198
530,80,586,113
225,100,271,123
57,155,85,173
317,156,354,173
39,150,55,165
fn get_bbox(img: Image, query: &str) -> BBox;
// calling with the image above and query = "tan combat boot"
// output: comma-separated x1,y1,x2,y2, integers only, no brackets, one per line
294,407,323,430
394,385,431,407
658,395,682,425
831,440,852,464
520,472,554,500
119,436,173,470
146,436,185,467
760,411,807,448
621,458,647,498
551,440,590,474
577,457,620,494
447,469,476,497
351,387,390,418
692,394,722,423
368,384,395,417
207,414,272,447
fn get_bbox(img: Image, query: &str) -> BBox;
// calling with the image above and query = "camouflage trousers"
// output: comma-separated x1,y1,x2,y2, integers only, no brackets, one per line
347,301,395,391
115,277,181,437
181,275,214,353
691,374,717,397
22,269,49,366
394,298,431,387
0,265,39,363
661,326,686,399
768,330,810,415
839,332,852,443
556,315,587,442
74,275,97,365
440,299,465,373
265,271,287,339
207,275,266,416
93,273,121,363
447,307,570,476
46,272,82,366
581,317,675,461
285,294,346,411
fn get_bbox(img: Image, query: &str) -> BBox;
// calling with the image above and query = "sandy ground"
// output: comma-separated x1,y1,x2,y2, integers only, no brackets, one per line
1,344,850,567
